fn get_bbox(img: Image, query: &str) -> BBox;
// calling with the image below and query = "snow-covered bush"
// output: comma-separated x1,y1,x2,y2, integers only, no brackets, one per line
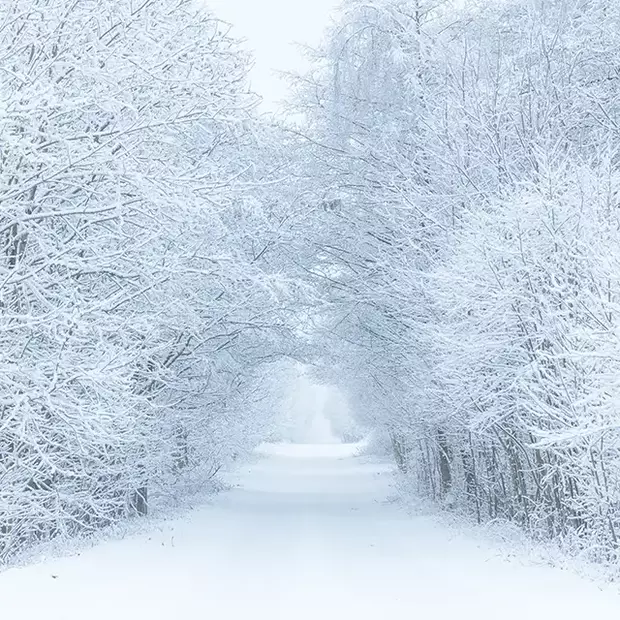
0,0,291,561
293,0,620,564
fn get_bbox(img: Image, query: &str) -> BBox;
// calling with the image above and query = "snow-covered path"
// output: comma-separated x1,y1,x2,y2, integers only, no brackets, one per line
1,443,619,619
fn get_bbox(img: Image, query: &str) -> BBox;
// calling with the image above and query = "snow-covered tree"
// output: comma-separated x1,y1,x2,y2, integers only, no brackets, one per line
293,0,620,564
0,0,296,560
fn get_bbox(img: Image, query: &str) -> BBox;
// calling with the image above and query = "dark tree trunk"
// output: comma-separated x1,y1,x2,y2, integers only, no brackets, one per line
130,486,148,516
437,428,452,498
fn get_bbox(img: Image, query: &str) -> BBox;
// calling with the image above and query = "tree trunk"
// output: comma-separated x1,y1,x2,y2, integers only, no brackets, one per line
437,428,452,498
130,486,148,516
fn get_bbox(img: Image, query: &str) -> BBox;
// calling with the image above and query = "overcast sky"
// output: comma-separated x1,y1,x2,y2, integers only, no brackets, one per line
205,0,340,109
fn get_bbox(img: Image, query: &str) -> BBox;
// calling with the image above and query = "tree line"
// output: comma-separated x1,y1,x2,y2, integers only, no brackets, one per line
296,0,620,565
0,0,304,561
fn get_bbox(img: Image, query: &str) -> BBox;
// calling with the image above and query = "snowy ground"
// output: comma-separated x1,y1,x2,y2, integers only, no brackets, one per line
1,442,619,619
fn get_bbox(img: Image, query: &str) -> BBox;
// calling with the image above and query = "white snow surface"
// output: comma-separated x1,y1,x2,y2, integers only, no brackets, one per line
1,442,619,619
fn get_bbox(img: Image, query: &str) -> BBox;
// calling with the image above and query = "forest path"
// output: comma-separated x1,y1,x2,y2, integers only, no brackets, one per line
1,442,619,619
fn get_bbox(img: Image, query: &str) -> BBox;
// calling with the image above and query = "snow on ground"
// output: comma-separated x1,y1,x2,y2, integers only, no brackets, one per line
1,442,619,619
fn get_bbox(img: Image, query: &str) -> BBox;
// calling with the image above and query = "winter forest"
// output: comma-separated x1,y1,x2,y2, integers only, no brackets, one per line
4,0,620,596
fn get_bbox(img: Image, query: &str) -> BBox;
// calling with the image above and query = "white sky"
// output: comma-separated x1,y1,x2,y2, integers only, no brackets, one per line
205,0,340,109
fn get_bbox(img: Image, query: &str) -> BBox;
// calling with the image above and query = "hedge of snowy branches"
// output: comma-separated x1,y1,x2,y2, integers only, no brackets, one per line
294,0,620,564
0,0,301,561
